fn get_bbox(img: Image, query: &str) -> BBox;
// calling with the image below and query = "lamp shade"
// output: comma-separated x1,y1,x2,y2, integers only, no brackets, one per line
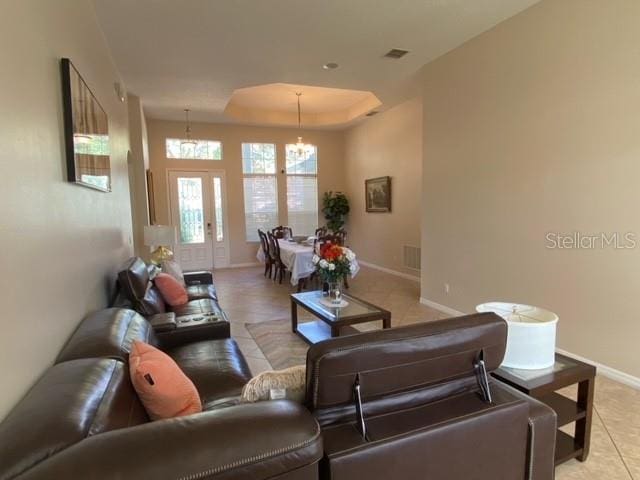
143,225,176,246
476,302,558,370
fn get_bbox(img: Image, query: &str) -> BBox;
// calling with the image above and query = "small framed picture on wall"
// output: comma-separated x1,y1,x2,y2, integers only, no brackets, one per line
365,176,391,213
146,169,156,224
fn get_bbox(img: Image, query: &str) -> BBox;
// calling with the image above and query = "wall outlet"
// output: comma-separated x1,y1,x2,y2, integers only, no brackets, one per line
444,283,450,294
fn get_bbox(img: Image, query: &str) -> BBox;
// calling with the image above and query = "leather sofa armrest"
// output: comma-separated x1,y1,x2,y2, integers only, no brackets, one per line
497,383,557,480
184,270,214,285
21,401,322,480
156,319,231,349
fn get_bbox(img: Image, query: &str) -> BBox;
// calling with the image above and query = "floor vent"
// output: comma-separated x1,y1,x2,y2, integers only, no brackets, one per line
403,245,421,271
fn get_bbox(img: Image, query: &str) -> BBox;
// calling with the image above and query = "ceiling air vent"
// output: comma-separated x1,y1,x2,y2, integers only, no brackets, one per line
384,48,410,59
365,111,379,117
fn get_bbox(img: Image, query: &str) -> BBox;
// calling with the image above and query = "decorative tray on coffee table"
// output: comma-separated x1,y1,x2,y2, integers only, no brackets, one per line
319,298,349,308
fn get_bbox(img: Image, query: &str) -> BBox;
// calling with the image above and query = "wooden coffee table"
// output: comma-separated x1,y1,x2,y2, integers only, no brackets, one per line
291,290,391,345
492,353,596,466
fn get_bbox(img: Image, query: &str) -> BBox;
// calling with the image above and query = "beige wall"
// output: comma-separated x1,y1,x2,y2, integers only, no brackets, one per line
420,0,640,378
147,120,345,265
344,98,422,277
0,1,133,419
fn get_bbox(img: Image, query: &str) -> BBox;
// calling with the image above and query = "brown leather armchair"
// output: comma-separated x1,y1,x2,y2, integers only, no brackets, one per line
306,312,556,480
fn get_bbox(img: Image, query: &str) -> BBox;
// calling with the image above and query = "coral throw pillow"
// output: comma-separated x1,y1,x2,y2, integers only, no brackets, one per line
129,341,202,420
154,272,188,306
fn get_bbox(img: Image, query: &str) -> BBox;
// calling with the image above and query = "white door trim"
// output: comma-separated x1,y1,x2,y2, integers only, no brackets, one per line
166,168,231,270
210,170,231,269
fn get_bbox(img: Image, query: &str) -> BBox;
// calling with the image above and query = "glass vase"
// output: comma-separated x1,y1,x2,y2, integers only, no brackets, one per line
328,280,343,305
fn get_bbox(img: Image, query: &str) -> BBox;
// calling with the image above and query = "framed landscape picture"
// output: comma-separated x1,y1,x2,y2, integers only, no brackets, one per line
365,176,391,212
60,58,111,192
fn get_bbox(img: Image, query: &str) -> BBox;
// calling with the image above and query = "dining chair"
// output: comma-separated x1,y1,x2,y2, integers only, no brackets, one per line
316,233,344,247
258,229,273,279
267,231,288,284
336,230,350,288
314,226,327,238
272,225,293,239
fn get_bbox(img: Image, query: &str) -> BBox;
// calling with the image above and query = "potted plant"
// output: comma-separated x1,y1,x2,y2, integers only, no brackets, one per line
322,191,350,233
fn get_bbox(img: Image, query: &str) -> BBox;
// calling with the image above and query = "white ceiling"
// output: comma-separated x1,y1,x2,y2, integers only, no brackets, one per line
92,0,539,129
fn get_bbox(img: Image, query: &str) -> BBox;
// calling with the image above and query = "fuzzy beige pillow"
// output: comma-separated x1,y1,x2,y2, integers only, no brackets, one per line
241,365,306,403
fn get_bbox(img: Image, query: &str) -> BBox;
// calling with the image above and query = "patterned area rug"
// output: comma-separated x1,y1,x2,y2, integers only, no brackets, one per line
245,319,308,369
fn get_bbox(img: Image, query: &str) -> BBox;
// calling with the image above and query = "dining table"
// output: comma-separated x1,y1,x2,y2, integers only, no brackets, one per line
257,238,360,287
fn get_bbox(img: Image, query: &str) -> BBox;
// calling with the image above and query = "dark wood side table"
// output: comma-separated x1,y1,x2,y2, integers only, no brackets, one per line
492,353,596,466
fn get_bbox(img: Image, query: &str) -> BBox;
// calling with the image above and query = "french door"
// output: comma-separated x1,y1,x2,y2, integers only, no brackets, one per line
168,170,230,270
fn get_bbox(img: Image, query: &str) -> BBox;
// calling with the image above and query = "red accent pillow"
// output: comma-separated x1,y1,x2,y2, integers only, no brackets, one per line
154,272,188,306
129,341,202,420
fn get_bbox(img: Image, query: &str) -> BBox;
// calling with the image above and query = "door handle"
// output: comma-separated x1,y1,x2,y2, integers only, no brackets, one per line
207,222,212,236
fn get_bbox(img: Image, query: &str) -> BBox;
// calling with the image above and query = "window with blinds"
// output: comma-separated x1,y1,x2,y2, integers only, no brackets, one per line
242,143,277,241
285,145,318,236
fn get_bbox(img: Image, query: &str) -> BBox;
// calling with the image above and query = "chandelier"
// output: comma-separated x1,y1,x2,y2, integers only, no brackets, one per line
181,109,196,148
286,92,315,160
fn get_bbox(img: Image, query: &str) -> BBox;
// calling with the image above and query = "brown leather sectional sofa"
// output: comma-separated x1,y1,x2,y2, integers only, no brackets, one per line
0,297,556,479
0,307,321,480
116,256,225,319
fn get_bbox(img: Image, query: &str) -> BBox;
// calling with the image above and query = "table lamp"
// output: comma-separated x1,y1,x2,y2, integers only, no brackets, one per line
476,302,558,370
144,225,177,265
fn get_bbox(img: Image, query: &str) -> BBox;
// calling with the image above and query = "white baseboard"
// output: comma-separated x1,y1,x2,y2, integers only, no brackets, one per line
358,260,420,283
556,348,640,391
419,298,640,391
419,297,466,317
224,262,261,269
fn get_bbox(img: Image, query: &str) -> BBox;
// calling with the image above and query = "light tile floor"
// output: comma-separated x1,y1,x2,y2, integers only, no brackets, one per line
214,265,639,479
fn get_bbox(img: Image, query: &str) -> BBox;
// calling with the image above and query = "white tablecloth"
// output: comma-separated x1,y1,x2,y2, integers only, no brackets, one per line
257,239,359,286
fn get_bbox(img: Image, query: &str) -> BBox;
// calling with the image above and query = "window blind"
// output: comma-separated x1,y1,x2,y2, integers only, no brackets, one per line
287,176,318,236
243,177,278,241
242,143,277,241
285,144,318,237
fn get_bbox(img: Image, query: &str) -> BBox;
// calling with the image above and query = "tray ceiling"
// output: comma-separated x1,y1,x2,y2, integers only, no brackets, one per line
92,0,540,129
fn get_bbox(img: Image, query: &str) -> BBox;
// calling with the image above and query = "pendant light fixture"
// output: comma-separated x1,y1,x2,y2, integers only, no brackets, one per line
181,109,197,148
286,92,315,160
